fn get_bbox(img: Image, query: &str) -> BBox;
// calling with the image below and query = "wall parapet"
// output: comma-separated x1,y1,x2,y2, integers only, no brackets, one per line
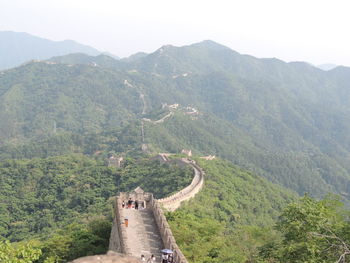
149,195,188,263
109,194,128,253
158,158,204,211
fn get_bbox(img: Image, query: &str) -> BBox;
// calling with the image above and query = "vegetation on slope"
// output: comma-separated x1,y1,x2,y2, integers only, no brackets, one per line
0,120,144,160
0,62,142,142
167,158,297,262
0,154,193,262
259,195,350,263
144,111,350,201
2,40,350,201
168,158,350,263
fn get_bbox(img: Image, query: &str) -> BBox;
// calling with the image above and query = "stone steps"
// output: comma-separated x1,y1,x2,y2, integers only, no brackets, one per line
121,208,163,261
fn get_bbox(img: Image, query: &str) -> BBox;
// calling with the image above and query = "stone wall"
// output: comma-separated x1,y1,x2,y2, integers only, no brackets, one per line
109,195,127,253
149,195,188,263
158,159,204,211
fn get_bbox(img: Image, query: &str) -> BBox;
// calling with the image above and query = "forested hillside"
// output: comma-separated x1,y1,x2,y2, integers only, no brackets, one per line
1,40,350,204
168,158,350,262
0,62,142,141
167,158,296,262
0,155,193,241
143,110,350,200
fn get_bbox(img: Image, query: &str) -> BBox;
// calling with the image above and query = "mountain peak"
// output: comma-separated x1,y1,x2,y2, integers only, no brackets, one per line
317,63,338,71
191,40,230,50
156,45,176,54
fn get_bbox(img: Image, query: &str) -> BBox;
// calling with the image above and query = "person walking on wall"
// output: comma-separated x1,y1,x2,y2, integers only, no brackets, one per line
127,198,133,208
147,254,156,263
161,253,168,263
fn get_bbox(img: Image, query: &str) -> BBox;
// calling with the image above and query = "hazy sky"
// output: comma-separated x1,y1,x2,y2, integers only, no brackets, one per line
1,0,349,66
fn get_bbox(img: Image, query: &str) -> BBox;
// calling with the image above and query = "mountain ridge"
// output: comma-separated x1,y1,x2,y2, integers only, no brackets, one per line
1,39,350,202
0,31,108,70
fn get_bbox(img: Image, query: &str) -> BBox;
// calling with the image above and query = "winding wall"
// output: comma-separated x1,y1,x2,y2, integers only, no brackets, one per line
158,158,205,211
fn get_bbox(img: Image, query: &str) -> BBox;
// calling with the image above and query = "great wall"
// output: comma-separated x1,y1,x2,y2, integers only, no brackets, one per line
106,157,205,263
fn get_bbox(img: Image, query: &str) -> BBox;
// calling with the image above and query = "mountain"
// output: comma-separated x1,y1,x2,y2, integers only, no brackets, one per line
121,52,148,62
2,40,350,201
0,60,142,141
48,53,124,68
317,63,338,71
0,31,102,70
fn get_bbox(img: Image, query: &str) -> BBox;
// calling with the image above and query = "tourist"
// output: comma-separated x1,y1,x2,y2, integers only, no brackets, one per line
135,200,139,210
127,198,133,208
141,255,146,261
147,254,156,263
122,200,125,208
161,253,168,263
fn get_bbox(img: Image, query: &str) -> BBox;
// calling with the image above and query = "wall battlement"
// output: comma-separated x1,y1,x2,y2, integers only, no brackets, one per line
158,158,205,211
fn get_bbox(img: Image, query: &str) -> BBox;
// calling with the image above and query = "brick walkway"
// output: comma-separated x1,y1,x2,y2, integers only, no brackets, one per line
121,207,164,262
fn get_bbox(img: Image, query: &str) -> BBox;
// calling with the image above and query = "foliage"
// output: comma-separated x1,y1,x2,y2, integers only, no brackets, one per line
167,158,296,262
0,121,144,160
0,240,42,263
38,219,111,262
0,154,192,241
0,218,112,263
259,195,350,263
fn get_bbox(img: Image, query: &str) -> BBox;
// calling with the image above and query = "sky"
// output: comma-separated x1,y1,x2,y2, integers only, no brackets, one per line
1,0,350,66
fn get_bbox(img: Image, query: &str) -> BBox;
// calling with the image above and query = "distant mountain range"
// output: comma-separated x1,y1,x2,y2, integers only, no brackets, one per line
0,31,118,70
1,38,350,202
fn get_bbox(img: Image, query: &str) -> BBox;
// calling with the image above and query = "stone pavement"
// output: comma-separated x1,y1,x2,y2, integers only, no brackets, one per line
69,251,140,263
121,207,164,261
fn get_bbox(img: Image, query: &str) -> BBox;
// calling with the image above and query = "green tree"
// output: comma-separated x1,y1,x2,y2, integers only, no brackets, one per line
259,195,350,263
0,240,42,263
